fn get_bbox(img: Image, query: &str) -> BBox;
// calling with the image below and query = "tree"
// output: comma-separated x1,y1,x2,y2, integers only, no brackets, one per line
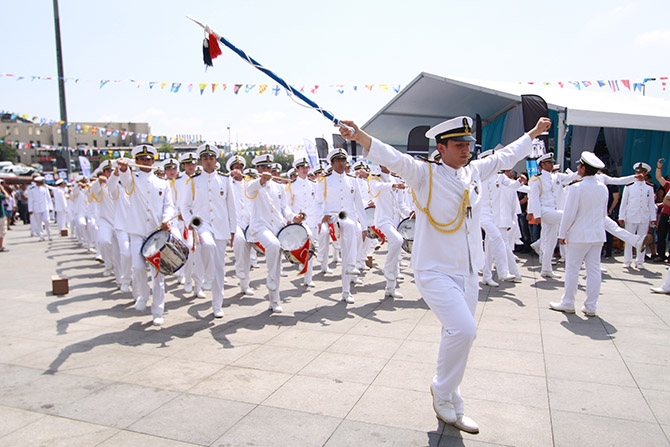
0,142,18,162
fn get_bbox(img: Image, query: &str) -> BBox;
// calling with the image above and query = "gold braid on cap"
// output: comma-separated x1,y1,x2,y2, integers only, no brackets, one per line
411,164,471,234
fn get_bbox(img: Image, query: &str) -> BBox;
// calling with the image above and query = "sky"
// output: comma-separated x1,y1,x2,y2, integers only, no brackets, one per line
2,0,670,148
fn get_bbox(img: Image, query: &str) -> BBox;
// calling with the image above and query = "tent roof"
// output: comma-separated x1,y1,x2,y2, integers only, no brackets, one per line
362,72,670,147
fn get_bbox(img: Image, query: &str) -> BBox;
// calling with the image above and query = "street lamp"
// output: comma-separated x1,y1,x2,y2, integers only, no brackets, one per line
227,125,231,152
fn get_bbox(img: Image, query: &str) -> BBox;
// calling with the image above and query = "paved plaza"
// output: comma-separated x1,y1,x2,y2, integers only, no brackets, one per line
1,222,669,446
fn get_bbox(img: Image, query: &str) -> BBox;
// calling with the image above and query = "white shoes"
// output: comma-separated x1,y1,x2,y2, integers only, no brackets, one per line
102,269,113,277
541,271,562,279
342,293,355,304
213,310,224,318
120,284,130,293
303,281,316,288
482,278,499,287
581,306,596,317
195,290,206,299
321,267,333,275
345,266,362,276
184,283,193,294
453,414,480,434
499,273,516,282
152,316,164,326
430,385,456,424
384,290,404,299
651,287,670,294
549,301,575,313
350,277,364,285
135,299,147,311
202,282,212,291
241,288,255,295
269,303,283,313
512,275,523,283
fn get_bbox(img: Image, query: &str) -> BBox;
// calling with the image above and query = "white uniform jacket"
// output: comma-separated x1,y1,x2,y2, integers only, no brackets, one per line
119,169,175,237
315,172,368,228
369,174,411,228
245,178,295,241
558,176,608,243
286,176,318,229
182,171,237,240
365,133,533,274
527,170,578,218
230,177,254,229
27,185,54,213
90,179,116,225
619,180,657,224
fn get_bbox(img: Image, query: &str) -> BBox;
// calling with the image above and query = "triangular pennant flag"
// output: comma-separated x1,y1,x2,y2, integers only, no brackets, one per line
198,83,207,95
100,80,110,89
244,84,255,93
259,84,268,94
310,85,319,94
212,83,218,93
234,84,242,94
621,80,631,90
170,82,181,93
160,82,168,89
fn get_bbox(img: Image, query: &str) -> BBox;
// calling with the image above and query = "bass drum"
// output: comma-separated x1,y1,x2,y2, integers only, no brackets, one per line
364,206,379,240
140,230,189,275
396,217,416,254
277,223,314,264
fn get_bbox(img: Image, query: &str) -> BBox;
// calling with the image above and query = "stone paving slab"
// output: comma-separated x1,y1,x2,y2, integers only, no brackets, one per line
1,222,670,446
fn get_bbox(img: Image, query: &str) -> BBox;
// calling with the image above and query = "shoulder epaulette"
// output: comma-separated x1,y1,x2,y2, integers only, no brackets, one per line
190,172,202,178
417,155,439,164
217,171,230,177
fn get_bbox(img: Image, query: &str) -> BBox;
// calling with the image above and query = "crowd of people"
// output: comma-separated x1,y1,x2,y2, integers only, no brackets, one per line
1,118,669,434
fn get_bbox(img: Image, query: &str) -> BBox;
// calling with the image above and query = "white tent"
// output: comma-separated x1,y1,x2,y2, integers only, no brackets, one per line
362,72,670,171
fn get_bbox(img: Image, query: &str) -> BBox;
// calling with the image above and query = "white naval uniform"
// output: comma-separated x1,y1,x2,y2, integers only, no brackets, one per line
27,184,53,241
230,177,254,292
246,177,295,304
365,132,533,415
528,169,578,274
286,176,318,285
315,171,368,296
90,178,120,279
107,173,132,291
119,168,175,319
369,173,411,293
52,186,69,232
556,176,608,313
619,180,656,268
175,174,200,291
481,172,523,282
182,170,237,314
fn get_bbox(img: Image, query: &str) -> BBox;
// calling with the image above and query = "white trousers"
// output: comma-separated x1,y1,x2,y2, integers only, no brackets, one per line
539,209,562,273
623,222,648,266
198,229,229,313
336,217,360,294
378,222,403,291
130,234,165,318
481,217,512,280
415,269,478,415
255,228,282,303
115,229,131,288
32,211,51,240
560,242,602,313
97,219,117,275
234,226,252,290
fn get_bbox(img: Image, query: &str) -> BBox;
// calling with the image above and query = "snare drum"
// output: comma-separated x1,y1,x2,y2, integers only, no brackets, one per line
397,217,415,254
364,205,385,245
140,230,189,275
243,225,266,255
277,223,314,274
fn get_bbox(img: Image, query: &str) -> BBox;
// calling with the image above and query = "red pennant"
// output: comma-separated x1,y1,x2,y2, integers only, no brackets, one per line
208,33,222,60
254,241,266,254
146,251,161,275
328,222,337,241
289,237,312,275
371,225,386,245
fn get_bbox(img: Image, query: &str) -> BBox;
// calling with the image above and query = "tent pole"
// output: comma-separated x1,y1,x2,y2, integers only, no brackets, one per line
556,109,567,168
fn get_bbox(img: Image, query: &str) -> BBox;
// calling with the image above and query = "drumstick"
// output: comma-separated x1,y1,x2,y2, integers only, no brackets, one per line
148,214,180,234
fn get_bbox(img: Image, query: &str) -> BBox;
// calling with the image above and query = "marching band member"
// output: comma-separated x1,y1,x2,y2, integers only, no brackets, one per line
226,155,255,295
286,156,318,288
162,157,186,285
52,179,69,234
479,152,524,286
245,154,298,313
117,145,176,326
107,162,132,294
369,165,413,299
618,162,656,269
550,152,608,317
89,160,119,279
28,176,54,242
315,148,368,304
182,143,237,318
527,153,578,279
174,152,202,296
339,115,551,434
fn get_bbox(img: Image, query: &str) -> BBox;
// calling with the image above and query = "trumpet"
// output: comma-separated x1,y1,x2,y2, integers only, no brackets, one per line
189,215,203,228
338,210,347,220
